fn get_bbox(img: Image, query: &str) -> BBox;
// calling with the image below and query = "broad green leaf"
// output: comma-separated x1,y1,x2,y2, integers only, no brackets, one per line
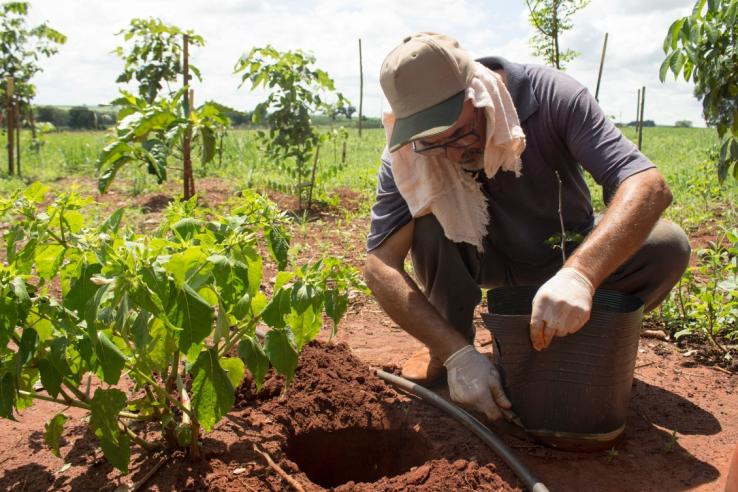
95,332,126,385
190,349,234,432
171,218,205,242
264,329,298,384
261,289,290,328
251,292,268,316
44,413,69,458
267,227,289,270
34,245,65,280
0,372,15,419
219,357,245,389
324,289,348,336
199,126,216,164
37,358,64,398
660,51,676,82
18,328,39,366
16,368,40,411
61,211,85,234
273,271,295,293
22,183,50,203
64,263,102,315
90,388,130,473
100,208,125,233
238,336,269,390
286,305,321,350
170,284,213,357
290,283,316,314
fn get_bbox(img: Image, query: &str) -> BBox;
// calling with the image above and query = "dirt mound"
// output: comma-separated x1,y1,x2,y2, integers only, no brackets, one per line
0,342,521,491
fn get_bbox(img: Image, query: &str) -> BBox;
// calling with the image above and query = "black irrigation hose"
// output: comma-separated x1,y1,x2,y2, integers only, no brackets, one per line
376,370,549,492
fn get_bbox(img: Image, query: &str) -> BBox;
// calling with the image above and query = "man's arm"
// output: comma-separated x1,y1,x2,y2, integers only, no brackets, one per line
364,220,468,361
567,168,672,286
365,220,512,420
530,168,673,349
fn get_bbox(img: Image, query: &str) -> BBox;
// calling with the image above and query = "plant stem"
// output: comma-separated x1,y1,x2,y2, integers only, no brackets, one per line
219,317,259,356
129,366,195,420
554,170,566,264
18,390,150,420
118,419,162,452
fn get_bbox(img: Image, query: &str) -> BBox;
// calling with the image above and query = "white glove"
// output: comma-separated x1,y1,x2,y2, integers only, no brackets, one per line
443,345,512,420
530,267,594,351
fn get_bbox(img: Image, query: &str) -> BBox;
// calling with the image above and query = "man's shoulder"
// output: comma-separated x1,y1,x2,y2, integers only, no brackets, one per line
523,63,587,99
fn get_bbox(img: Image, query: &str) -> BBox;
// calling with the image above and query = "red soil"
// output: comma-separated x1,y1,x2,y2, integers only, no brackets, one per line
1,178,736,491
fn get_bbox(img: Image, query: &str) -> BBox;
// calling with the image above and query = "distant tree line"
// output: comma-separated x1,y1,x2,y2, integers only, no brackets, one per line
32,105,381,130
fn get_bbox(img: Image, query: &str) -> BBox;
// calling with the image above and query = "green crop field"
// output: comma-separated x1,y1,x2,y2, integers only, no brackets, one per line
2,125,735,227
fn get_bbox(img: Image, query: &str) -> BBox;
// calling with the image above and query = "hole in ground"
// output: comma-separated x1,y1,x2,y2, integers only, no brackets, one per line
285,427,432,487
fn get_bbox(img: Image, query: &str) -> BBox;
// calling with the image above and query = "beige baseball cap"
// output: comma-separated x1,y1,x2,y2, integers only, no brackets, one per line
380,32,475,152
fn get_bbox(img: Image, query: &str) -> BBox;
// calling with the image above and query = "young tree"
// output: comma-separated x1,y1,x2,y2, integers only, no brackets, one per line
660,0,738,181
525,0,590,70
99,19,228,199
0,1,66,174
234,46,349,211
114,18,203,103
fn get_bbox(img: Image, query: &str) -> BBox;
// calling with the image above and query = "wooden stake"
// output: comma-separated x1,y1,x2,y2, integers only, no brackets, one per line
307,144,320,211
182,34,194,200
358,38,363,138
15,106,21,176
635,88,641,143
6,76,14,175
594,32,608,102
638,86,646,150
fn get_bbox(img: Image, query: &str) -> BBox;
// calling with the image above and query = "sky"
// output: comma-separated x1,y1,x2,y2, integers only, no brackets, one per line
23,0,704,126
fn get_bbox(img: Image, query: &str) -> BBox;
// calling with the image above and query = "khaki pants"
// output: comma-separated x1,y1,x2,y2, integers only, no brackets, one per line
410,215,691,343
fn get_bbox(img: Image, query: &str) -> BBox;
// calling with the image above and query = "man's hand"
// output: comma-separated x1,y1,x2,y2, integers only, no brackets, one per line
529,267,594,351
443,345,512,420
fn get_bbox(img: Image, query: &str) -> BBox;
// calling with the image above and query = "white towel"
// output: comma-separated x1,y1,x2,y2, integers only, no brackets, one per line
382,62,526,251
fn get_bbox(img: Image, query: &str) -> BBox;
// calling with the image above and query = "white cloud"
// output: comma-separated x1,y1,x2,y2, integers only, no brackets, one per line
23,0,706,126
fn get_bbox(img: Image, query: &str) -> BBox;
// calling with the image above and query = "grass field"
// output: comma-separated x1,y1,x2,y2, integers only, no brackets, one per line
2,126,736,230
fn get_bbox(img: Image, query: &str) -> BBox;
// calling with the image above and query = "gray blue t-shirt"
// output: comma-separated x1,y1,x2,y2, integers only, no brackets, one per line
367,56,655,267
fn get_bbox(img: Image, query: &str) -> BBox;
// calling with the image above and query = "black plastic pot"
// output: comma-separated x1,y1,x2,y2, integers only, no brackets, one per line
481,286,644,451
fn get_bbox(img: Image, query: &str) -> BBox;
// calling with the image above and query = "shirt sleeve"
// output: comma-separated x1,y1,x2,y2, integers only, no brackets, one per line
559,85,655,203
366,148,413,252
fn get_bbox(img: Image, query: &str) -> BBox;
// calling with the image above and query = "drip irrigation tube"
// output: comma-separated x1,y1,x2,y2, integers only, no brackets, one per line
376,370,549,492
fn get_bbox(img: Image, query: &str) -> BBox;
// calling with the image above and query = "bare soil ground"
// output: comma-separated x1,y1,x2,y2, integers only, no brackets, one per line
0,179,736,491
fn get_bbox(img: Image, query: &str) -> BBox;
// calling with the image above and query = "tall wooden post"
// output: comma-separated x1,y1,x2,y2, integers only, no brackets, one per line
182,34,194,200
594,32,608,102
635,88,641,142
6,76,15,175
358,38,364,138
15,104,21,176
638,86,646,151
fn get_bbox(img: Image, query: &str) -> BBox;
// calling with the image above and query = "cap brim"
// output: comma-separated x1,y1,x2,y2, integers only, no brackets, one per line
388,91,466,153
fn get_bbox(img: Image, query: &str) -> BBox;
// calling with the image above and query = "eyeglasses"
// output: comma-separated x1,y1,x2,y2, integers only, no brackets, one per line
411,116,481,156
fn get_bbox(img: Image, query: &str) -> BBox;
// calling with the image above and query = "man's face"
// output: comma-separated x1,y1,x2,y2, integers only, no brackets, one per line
413,100,486,167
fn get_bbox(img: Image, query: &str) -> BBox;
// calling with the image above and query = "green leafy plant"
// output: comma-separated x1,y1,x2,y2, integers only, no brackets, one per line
234,46,350,211
114,17,204,104
660,228,738,355
0,1,66,175
0,183,365,471
101,19,228,199
97,89,230,194
524,0,590,70
660,0,738,181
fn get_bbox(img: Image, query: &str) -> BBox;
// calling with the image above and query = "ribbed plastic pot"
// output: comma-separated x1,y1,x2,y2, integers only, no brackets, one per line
481,286,644,451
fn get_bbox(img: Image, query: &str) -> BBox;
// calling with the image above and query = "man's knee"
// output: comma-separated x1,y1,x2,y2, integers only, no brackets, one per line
645,220,691,281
